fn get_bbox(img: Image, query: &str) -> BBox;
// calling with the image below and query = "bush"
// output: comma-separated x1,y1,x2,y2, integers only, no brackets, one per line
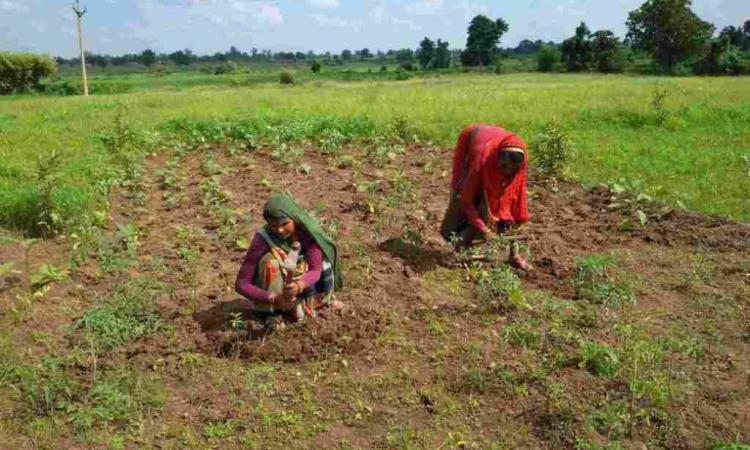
395,68,412,81
493,57,505,74
399,62,415,72
279,71,295,85
0,52,57,94
214,60,239,75
532,117,574,177
310,60,321,73
476,266,526,311
537,45,561,72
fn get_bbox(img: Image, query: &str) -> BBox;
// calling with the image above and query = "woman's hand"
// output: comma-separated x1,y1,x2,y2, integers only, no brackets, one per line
270,292,296,312
481,228,499,241
283,280,304,299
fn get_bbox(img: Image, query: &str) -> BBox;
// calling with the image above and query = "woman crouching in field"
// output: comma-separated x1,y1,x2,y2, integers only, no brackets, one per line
235,193,343,328
440,123,532,270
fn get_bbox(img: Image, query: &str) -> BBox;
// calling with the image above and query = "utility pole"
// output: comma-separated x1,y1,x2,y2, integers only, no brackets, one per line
72,0,89,96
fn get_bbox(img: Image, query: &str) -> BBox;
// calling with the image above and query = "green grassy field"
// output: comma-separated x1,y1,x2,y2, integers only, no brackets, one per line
1,72,748,233
1,71,749,449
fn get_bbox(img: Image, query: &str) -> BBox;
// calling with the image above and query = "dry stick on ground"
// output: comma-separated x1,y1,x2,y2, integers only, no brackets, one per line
72,0,89,97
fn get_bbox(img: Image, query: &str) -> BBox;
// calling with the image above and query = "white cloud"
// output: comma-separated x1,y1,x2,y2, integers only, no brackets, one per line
311,13,361,31
0,0,28,12
306,0,340,8
450,0,489,21
405,0,444,16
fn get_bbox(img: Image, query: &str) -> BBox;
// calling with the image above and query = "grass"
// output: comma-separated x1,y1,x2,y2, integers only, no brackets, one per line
1,73,749,236
1,71,749,449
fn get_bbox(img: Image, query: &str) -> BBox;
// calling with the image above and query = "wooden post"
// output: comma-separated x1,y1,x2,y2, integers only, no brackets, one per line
72,0,89,96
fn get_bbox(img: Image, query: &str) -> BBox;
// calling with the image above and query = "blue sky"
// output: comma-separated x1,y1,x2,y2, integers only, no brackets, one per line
1,0,748,57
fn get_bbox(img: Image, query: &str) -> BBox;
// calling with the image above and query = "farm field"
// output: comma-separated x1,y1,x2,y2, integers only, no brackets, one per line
0,73,749,449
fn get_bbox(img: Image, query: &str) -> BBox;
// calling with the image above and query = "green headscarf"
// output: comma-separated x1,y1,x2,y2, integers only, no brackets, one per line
261,193,343,290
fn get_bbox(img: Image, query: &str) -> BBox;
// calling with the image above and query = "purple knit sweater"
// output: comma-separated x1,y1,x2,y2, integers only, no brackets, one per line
235,230,323,303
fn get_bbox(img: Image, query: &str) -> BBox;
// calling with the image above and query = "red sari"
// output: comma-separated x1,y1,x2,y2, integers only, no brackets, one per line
445,124,530,236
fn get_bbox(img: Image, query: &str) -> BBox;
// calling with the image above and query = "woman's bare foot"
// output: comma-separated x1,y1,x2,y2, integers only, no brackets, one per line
328,299,345,311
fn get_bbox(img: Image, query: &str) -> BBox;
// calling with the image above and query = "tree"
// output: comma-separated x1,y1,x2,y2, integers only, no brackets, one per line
590,30,624,73
719,26,744,47
0,52,57,95
537,44,560,72
461,15,509,66
434,39,451,69
626,0,714,73
311,60,321,73
418,37,435,69
359,48,372,59
140,49,156,67
168,49,193,66
561,22,592,71
395,48,415,63
341,49,352,60
694,38,748,75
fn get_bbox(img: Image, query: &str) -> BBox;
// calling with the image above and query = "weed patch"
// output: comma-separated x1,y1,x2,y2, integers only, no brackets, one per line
71,278,169,352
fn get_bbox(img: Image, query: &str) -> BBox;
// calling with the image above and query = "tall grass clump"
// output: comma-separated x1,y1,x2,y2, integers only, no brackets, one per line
0,150,91,237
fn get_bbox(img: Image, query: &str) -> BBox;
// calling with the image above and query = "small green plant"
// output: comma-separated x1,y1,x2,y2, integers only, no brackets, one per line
579,341,620,377
502,322,543,349
574,254,635,308
533,117,574,177
229,312,245,331
476,266,528,311
651,85,670,126
30,264,68,289
72,278,167,352
270,143,305,167
310,60,321,73
33,149,64,236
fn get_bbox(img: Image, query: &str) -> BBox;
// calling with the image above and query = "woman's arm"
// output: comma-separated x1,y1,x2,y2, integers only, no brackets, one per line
235,233,273,303
459,172,491,234
298,233,323,289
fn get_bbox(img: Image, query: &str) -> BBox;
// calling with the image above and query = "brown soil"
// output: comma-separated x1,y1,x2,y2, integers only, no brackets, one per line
2,142,749,449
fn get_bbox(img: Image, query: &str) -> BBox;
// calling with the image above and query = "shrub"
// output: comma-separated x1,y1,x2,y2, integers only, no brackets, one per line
476,266,527,311
310,60,321,73
0,52,57,94
395,68,412,81
537,45,561,72
532,117,574,177
214,60,239,75
493,58,505,74
399,62,415,71
580,342,620,377
651,85,670,125
279,71,295,84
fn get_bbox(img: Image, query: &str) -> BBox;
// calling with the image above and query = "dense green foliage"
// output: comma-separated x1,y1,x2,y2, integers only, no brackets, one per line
537,45,561,72
461,15,509,66
0,52,57,95
627,0,715,73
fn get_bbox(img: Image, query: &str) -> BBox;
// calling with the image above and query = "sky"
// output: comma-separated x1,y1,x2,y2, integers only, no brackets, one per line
1,0,749,57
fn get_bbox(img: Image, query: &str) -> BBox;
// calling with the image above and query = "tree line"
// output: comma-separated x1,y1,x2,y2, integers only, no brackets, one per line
461,0,750,75
2,0,749,94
